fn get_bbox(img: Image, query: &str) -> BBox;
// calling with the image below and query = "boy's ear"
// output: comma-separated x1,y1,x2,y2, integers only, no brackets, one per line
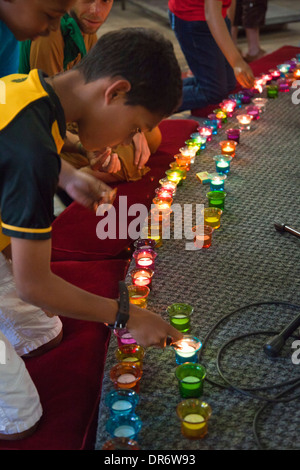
104,79,131,104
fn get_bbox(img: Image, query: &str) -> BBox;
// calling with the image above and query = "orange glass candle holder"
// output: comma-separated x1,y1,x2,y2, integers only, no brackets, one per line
110,363,142,392
152,196,173,211
115,344,145,369
130,268,154,288
175,153,192,170
192,225,214,249
176,399,212,440
127,285,150,309
102,438,140,450
219,140,237,158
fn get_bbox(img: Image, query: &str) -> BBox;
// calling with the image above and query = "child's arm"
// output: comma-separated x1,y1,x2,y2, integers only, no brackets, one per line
11,237,183,348
205,0,255,89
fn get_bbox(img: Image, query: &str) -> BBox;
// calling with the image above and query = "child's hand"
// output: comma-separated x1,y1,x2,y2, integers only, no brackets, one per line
126,305,183,348
233,57,255,89
132,132,151,169
87,148,121,173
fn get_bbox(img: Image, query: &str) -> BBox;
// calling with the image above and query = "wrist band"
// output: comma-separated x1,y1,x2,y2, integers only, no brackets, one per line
107,281,130,329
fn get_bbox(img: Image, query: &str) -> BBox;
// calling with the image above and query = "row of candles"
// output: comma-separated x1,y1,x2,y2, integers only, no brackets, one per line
102,55,300,448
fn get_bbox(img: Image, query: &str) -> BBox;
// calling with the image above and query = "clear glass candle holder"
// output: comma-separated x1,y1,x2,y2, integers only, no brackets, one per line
110,363,142,391
176,399,212,439
213,155,232,174
172,335,202,365
105,389,139,416
102,437,140,450
106,413,142,440
127,285,150,309
267,85,279,99
130,267,154,289
206,190,227,210
204,207,222,229
209,173,226,191
192,225,214,249
115,344,145,369
252,97,267,113
175,363,206,398
226,128,240,144
236,114,253,131
167,303,194,333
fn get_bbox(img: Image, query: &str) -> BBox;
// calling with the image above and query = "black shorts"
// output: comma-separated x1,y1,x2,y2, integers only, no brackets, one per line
233,0,268,28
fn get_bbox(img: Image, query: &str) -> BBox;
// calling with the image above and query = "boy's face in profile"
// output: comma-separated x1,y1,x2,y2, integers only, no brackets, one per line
77,81,163,152
4,0,75,40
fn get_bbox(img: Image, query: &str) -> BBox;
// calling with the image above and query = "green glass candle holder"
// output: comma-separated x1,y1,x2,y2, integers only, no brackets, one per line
267,85,279,99
206,191,227,210
175,363,206,398
167,303,194,333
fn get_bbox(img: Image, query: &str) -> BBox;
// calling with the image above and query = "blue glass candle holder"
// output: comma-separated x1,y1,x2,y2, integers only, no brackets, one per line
105,390,139,416
213,155,232,175
228,93,242,108
172,335,202,365
209,173,226,191
106,413,142,440
190,133,207,150
203,120,218,135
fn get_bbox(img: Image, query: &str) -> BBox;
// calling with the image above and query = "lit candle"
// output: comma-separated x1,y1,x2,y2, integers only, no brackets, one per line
179,146,197,158
159,178,177,195
294,68,300,79
277,63,290,74
213,155,232,174
189,133,207,149
213,109,227,122
172,335,202,364
165,169,184,185
209,173,226,191
155,187,174,199
152,196,173,210
130,268,154,288
252,98,267,113
175,153,192,169
220,99,236,116
203,119,218,134
133,247,157,270
219,140,237,157
253,78,264,94
269,69,281,80
236,114,253,131
198,126,213,142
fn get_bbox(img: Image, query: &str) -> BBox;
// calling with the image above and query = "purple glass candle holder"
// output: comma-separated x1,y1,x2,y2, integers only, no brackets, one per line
245,105,260,120
226,128,240,144
134,238,157,250
278,79,290,93
238,89,253,104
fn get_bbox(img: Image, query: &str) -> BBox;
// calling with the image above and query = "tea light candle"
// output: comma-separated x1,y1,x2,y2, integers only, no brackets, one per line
203,119,218,135
236,114,253,130
213,155,232,174
192,225,214,249
133,248,157,270
167,303,193,333
175,363,206,398
226,128,240,143
204,207,222,229
159,178,177,195
206,190,227,210
114,425,136,438
106,414,142,441
105,389,139,416
134,238,157,250
114,328,137,347
190,133,207,149
237,90,252,104
252,98,267,113
253,78,264,94
175,153,192,169
116,344,145,368
179,146,197,159
245,105,260,120
219,140,237,157
176,400,212,440
277,63,290,74
152,196,173,211
198,126,213,142
165,169,184,185
172,335,202,365
228,94,242,109
155,187,174,200
127,285,150,309
130,268,154,288
220,99,236,116
294,68,300,79
209,173,226,191
269,69,281,80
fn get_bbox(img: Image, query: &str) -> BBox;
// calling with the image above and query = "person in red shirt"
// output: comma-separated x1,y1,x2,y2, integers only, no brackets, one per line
168,0,254,112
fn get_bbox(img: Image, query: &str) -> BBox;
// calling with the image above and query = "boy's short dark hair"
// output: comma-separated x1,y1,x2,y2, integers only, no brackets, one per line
75,27,182,116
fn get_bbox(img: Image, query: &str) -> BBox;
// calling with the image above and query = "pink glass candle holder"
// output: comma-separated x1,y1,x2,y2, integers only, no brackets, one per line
269,69,281,80
197,126,213,142
158,178,177,195
278,78,290,92
220,99,236,116
155,187,174,200
132,247,157,270
127,285,150,309
114,328,137,347
176,399,212,440
236,114,253,131
110,363,142,391
245,105,260,120
192,225,214,249
115,344,145,369
226,128,240,144
219,140,237,158
130,268,154,288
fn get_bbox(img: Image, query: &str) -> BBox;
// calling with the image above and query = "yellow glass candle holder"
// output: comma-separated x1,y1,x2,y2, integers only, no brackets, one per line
165,169,184,185
115,344,145,369
127,285,150,309
176,399,212,440
204,207,222,229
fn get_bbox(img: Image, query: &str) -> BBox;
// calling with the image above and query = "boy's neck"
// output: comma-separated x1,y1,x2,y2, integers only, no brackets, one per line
45,71,83,123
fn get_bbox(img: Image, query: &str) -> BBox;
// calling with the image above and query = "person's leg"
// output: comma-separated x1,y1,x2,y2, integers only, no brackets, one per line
169,11,236,111
0,331,42,440
0,253,63,358
242,0,268,61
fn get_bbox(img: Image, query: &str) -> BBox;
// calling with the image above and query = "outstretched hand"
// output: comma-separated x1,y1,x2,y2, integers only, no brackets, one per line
233,57,255,89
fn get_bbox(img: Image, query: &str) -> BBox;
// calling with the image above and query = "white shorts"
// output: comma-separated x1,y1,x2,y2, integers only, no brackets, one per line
0,253,62,436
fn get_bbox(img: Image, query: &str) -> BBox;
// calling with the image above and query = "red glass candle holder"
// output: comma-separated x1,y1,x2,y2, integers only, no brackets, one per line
132,247,157,270
192,225,214,249
130,268,154,288
155,187,174,200
159,178,177,195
